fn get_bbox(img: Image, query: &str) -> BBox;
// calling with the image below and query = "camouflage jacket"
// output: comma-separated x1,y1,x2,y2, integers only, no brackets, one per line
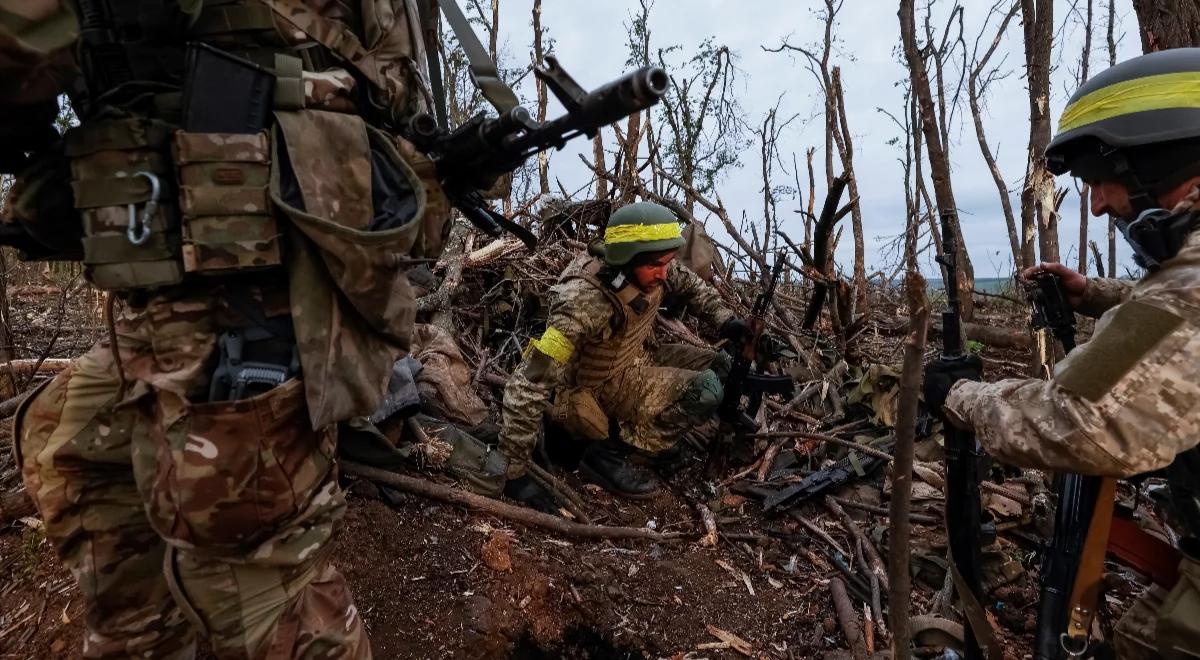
946,236,1200,477
1,1,446,428
499,255,733,478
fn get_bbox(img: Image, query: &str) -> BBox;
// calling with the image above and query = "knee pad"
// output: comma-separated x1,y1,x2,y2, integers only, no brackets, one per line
678,369,723,421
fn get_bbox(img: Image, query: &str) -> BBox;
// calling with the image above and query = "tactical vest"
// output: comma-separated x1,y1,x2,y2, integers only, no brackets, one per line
567,258,664,389
60,0,437,292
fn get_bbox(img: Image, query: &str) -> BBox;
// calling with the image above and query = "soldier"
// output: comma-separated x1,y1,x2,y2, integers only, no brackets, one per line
485,202,752,511
924,49,1200,658
2,1,450,658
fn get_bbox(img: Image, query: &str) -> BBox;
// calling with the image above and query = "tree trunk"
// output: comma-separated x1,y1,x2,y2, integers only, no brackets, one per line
620,112,643,204
889,271,930,660
488,0,499,59
806,147,817,247
1022,0,1058,266
899,0,974,319
592,132,609,200
1133,0,1200,51
831,67,868,311
532,0,550,195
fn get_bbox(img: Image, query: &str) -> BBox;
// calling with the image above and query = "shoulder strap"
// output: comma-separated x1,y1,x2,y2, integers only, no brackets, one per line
435,0,518,113
566,259,627,331
257,0,392,107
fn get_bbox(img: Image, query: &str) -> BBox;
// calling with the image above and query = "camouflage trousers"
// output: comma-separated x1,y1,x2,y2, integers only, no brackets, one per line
1113,554,1200,659
555,344,725,453
15,298,369,660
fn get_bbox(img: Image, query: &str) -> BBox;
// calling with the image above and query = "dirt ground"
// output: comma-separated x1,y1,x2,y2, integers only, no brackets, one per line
0,282,1121,660
0,443,1043,660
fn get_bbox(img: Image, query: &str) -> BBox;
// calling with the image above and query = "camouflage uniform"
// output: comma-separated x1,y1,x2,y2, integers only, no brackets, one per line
4,1,445,658
499,254,733,479
945,231,1200,659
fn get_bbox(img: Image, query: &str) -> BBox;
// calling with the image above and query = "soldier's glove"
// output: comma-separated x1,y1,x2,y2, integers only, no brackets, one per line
503,475,560,515
922,355,983,415
719,317,753,344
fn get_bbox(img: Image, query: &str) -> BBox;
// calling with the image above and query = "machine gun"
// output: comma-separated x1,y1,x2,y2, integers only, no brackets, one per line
1028,273,1116,660
408,55,668,248
718,254,795,431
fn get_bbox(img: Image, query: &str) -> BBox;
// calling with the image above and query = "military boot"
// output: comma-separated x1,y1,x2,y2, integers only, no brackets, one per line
579,439,660,498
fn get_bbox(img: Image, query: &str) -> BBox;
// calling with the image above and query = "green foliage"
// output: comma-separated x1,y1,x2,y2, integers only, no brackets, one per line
966,339,985,354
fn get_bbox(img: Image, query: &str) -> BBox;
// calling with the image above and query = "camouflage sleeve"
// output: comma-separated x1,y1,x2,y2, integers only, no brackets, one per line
498,279,613,478
667,259,734,330
945,295,1200,477
1076,277,1133,318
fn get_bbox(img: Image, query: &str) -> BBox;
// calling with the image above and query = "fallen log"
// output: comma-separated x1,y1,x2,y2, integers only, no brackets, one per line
884,316,1031,350
341,461,686,542
464,237,527,268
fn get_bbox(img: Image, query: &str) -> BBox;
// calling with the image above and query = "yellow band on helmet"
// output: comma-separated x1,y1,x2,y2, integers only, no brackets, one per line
603,222,682,245
530,326,574,364
1058,71,1200,134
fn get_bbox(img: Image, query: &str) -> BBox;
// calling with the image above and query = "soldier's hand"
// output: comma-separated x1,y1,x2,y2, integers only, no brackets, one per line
503,475,560,515
922,355,983,415
1019,262,1087,308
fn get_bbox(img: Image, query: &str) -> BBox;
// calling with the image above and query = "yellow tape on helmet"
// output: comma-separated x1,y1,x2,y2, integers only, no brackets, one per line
1058,71,1200,134
603,222,682,245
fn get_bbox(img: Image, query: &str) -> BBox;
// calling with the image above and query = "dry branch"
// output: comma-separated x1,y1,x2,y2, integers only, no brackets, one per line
888,272,929,660
342,461,685,542
830,577,868,660
825,495,889,593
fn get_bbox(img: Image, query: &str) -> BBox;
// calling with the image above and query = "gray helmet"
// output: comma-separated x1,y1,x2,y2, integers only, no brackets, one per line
1046,48,1200,198
599,202,685,266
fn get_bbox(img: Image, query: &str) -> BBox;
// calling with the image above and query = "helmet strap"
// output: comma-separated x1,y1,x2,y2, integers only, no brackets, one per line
1107,149,1158,215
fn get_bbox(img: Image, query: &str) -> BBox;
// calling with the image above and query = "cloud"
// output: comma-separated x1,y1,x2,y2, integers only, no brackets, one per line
482,0,1141,276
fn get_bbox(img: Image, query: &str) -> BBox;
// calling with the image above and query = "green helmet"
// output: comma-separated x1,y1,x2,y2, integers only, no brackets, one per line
1046,48,1200,201
600,202,685,266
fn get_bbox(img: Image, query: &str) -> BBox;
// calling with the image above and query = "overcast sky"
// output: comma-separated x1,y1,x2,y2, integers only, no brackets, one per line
478,0,1144,279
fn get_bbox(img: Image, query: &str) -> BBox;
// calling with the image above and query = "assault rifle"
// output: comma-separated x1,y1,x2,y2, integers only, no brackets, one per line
760,439,894,510
1029,273,1116,660
936,211,989,660
718,254,795,431
408,56,668,248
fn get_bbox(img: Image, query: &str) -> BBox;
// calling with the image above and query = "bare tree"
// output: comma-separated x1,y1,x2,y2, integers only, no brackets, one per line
764,0,868,309
1076,0,1095,275
593,133,608,200
656,41,744,216
531,0,550,195
900,0,975,317
968,1,1022,269
1021,0,1058,266
1133,0,1200,50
